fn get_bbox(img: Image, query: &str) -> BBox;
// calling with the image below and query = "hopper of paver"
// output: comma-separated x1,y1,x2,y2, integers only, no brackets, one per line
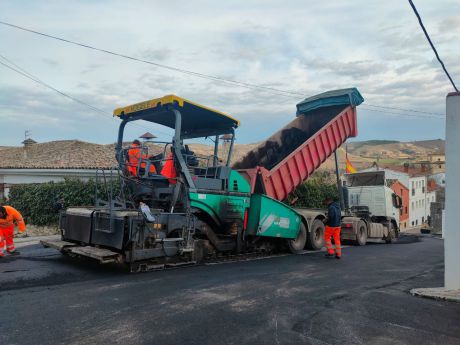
233,88,363,201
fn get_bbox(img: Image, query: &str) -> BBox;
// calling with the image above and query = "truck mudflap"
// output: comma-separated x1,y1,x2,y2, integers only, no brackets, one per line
41,239,123,264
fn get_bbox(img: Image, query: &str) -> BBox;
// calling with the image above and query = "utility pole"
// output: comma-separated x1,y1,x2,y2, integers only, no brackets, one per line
445,92,460,289
334,151,345,211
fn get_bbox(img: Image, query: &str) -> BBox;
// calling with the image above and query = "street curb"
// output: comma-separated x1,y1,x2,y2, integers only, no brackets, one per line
410,287,460,303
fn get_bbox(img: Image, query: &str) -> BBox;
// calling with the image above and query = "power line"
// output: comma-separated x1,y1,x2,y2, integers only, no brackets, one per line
0,52,445,131
0,54,172,137
364,104,444,116
0,20,446,117
408,0,458,92
360,106,444,120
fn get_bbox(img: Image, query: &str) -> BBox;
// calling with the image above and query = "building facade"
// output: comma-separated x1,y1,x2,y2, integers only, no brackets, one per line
390,180,409,229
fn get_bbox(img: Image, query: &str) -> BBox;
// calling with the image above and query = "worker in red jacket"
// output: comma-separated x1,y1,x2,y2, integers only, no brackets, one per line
0,205,26,257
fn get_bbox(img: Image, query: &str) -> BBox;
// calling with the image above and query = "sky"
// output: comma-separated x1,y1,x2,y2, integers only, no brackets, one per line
0,0,459,146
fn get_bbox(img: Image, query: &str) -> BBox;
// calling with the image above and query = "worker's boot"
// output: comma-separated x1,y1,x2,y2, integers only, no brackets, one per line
335,255,341,260
7,250,20,256
325,253,334,258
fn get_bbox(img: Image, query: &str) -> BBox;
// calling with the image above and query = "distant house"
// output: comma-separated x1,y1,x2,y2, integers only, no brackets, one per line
430,172,446,187
422,151,446,173
0,140,117,198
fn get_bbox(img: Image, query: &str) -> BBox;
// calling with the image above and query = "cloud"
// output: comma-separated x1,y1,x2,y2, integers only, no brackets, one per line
0,0,456,145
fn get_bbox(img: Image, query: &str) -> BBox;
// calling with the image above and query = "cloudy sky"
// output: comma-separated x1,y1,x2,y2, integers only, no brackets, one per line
1,0,459,146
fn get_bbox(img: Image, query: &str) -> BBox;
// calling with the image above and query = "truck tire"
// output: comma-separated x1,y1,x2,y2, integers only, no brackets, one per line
355,220,368,246
306,219,325,250
288,223,307,254
385,223,396,244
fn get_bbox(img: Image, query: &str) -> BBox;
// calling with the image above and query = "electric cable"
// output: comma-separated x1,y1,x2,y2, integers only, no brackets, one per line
0,20,447,116
408,0,458,92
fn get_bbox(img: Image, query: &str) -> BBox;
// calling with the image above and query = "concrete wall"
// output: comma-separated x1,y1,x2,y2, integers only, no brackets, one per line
430,202,443,232
445,92,460,289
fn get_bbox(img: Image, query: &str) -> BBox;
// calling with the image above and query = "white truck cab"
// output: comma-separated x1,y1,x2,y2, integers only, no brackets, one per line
341,171,402,245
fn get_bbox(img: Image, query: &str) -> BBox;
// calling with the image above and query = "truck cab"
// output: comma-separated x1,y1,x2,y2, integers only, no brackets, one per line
341,171,402,245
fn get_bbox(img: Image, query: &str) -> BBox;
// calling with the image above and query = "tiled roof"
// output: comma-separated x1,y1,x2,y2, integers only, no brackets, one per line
0,140,118,169
0,140,248,170
380,165,427,177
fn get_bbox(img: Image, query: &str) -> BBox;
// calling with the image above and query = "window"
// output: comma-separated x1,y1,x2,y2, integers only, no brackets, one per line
412,221,414,226
422,216,425,223
411,202,414,210
416,219,418,225
412,181,415,189
405,206,408,214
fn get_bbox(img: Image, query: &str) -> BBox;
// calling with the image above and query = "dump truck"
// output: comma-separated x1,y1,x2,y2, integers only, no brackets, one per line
41,88,385,270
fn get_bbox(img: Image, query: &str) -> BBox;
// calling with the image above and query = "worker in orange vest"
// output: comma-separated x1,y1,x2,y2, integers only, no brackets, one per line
0,205,26,257
161,149,177,184
127,140,156,177
323,198,342,259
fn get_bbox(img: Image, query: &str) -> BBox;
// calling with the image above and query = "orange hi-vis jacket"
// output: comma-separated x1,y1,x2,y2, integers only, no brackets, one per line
127,144,156,176
0,206,26,232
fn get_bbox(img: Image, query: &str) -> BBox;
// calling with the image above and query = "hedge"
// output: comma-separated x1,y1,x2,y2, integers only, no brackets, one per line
8,178,119,226
7,173,338,226
288,171,340,208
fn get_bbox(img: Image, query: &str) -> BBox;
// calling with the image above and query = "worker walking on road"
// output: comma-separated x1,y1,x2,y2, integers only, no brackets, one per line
323,198,342,259
0,205,26,257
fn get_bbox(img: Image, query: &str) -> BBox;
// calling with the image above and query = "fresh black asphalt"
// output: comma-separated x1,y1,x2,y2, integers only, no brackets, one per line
0,234,458,345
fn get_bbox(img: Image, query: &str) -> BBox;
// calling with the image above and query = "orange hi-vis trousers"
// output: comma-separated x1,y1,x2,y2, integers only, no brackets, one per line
0,225,15,257
325,226,341,257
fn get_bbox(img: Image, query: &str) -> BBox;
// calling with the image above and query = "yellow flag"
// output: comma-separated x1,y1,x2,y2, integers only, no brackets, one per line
345,157,357,173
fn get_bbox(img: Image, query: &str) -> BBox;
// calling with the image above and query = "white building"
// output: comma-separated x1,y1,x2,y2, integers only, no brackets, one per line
409,175,436,227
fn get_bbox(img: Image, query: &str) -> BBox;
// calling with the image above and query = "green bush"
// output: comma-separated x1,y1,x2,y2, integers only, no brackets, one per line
288,171,339,208
8,178,118,226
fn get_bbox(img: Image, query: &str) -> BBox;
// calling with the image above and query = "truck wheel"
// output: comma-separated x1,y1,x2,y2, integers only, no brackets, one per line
355,220,367,246
306,219,325,250
288,223,307,254
385,223,396,244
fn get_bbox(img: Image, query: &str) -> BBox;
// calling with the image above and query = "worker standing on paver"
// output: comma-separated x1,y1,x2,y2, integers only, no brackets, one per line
323,198,342,259
127,139,156,176
0,205,26,257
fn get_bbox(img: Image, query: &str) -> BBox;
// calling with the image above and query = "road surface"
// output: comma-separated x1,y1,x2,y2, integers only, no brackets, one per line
1,234,458,345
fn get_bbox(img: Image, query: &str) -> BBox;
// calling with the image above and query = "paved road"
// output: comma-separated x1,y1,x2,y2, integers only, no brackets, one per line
1,234,459,345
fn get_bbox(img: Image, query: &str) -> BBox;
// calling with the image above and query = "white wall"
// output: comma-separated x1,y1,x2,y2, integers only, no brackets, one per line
409,176,429,226
0,169,112,197
445,92,460,289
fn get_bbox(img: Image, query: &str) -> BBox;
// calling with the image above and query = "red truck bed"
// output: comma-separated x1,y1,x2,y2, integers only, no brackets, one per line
234,104,358,201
